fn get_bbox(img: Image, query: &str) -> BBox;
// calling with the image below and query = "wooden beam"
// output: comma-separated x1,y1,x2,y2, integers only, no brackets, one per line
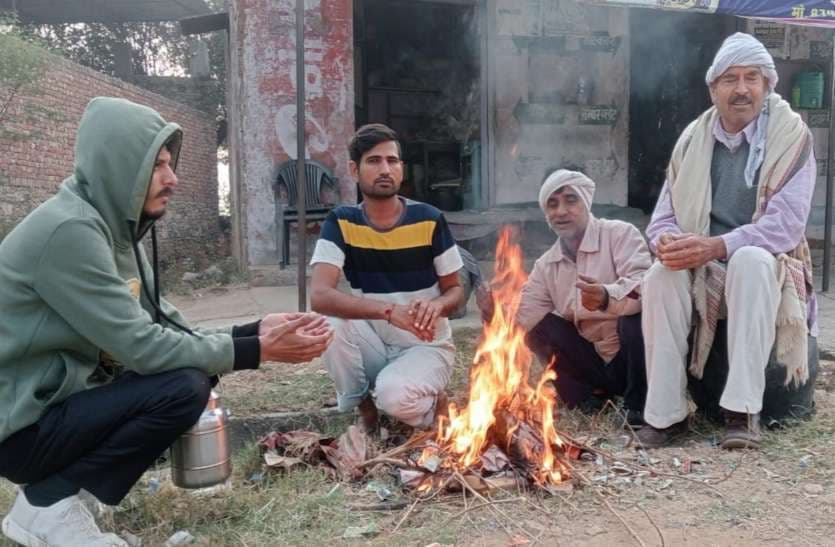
180,12,229,35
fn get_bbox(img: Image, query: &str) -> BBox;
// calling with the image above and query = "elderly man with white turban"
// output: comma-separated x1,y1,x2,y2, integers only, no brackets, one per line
637,33,816,450
515,169,652,427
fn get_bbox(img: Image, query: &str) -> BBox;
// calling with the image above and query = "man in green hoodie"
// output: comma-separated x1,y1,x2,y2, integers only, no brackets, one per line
0,97,333,546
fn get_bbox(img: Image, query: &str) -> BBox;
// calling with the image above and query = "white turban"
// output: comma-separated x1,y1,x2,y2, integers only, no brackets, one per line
705,32,778,91
538,169,595,214
706,32,779,188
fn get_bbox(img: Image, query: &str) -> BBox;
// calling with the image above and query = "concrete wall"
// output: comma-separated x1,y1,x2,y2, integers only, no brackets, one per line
490,0,630,207
0,51,222,273
230,0,354,267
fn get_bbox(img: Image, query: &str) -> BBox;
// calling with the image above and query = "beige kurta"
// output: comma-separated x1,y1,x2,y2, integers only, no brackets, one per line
516,216,652,363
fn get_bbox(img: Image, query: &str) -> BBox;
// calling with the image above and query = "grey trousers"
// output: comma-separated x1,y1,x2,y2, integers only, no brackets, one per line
322,318,454,428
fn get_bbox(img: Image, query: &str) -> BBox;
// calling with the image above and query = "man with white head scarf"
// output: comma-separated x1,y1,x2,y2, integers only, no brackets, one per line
638,33,816,450
514,169,651,427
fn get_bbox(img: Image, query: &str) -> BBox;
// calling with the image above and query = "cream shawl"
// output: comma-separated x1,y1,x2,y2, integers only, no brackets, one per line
666,93,813,386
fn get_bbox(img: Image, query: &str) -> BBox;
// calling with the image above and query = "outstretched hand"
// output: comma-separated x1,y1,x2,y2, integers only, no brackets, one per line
259,313,333,363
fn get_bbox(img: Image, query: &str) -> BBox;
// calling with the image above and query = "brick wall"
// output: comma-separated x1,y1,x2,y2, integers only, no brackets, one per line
130,75,219,116
0,51,222,275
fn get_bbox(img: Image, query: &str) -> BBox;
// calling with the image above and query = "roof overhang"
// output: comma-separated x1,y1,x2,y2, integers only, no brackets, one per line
0,0,212,24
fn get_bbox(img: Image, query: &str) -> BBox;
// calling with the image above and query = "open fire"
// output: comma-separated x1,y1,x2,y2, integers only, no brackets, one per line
258,228,575,495
428,227,572,488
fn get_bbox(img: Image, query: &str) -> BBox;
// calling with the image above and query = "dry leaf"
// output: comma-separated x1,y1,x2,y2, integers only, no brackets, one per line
322,425,372,481
481,445,510,473
263,450,306,470
258,430,335,466
284,430,331,459
398,469,426,488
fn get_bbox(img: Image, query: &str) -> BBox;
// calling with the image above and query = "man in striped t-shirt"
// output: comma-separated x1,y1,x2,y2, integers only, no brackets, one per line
310,124,464,430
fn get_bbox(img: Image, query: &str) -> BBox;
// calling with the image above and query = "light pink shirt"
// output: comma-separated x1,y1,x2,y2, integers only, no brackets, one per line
516,216,652,363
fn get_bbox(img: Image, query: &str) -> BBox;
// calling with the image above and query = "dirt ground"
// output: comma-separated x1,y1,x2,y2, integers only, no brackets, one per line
0,329,833,546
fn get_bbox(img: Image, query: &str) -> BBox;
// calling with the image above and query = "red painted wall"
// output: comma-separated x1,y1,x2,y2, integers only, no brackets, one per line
232,0,355,266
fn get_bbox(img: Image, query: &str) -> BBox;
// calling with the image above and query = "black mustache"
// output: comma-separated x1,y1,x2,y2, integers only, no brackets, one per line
375,177,394,183
156,189,174,198
731,96,752,105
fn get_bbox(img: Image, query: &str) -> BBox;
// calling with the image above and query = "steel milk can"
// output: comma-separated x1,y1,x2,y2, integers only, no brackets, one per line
170,390,232,488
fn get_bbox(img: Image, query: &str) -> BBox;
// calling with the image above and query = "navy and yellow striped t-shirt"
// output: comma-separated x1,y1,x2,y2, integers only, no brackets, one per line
310,198,463,305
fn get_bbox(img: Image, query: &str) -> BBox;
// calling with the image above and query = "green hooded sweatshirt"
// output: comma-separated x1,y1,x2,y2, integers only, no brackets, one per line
0,97,236,443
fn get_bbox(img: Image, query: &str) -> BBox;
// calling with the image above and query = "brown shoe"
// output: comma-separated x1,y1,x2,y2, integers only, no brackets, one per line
720,411,761,450
634,418,688,449
357,395,379,435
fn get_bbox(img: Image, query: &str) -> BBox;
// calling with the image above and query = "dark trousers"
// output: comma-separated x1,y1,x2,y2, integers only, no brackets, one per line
526,314,647,411
0,368,210,505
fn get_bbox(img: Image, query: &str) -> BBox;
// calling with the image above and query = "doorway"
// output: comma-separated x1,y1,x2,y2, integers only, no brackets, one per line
628,11,737,212
353,0,482,211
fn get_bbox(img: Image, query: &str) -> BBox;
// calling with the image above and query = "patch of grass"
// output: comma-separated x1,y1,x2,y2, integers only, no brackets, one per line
221,362,334,416
117,466,357,545
96,442,470,546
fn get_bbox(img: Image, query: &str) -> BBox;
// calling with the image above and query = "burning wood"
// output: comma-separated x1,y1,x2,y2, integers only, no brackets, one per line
430,227,572,490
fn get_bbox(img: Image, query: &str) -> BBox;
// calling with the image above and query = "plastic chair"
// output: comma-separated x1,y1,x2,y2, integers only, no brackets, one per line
273,159,337,268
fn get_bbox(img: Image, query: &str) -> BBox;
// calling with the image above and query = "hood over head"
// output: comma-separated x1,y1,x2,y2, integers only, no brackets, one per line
72,97,182,245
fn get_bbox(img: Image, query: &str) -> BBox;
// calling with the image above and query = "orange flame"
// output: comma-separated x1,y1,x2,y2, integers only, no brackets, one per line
437,227,567,483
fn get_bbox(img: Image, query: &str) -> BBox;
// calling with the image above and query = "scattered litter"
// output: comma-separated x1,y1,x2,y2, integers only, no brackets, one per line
398,469,427,488
121,530,142,547
259,427,374,480
799,455,814,469
321,425,373,480
803,483,824,495
657,479,674,491
365,480,394,501
586,525,606,537
610,462,632,475
544,481,575,495
146,478,160,494
342,523,379,539
164,530,195,546
263,452,305,470
481,445,510,473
